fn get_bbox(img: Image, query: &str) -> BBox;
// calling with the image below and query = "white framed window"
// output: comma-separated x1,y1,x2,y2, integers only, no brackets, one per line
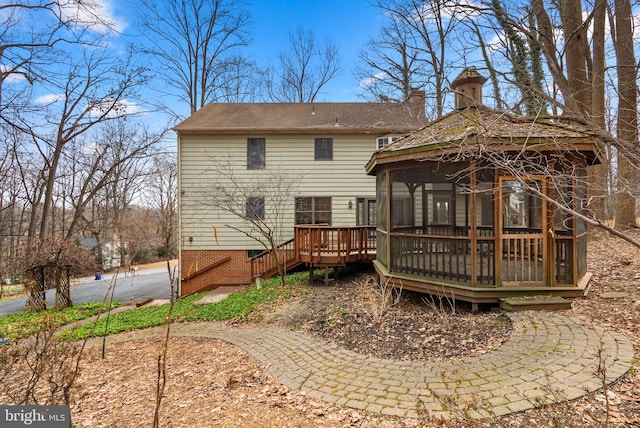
376,135,401,149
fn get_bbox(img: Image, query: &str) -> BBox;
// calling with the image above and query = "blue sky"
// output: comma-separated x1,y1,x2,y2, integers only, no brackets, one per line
77,0,385,132
16,0,640,126
104,0,383,103
247,0,383,101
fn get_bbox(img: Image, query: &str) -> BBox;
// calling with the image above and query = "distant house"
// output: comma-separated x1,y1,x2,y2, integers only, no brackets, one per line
175,95,428,296
79,237,122,271
365,68,604,310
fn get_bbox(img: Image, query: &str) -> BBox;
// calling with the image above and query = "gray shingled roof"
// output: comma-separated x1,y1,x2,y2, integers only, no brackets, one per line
174,102,427,134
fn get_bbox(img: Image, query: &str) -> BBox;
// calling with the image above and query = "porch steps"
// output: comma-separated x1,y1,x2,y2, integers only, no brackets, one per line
499,295,572,312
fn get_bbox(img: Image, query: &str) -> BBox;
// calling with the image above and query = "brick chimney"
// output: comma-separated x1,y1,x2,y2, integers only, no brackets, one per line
451,68,487,109
407,88,426,117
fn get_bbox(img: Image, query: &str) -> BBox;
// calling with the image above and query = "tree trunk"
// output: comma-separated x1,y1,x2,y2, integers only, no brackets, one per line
561,0,590,116
39,139,65,239
587,0,607,220
613,0,639,229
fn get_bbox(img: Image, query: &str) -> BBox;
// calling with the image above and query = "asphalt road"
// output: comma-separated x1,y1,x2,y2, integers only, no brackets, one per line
0,268,175,318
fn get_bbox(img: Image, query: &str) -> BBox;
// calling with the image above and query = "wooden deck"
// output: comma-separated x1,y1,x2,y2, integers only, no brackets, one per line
295,225,376,266
250,225,376,281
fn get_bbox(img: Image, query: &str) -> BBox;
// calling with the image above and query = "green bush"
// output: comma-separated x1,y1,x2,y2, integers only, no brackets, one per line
0,271,310,343
57,293,203,341
58,271,310,341
0,302,119,340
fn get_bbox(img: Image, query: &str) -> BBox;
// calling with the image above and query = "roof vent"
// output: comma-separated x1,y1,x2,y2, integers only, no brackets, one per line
451,67,487,109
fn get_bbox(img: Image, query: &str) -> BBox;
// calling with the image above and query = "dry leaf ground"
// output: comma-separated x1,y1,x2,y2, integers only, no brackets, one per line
24,231,640,426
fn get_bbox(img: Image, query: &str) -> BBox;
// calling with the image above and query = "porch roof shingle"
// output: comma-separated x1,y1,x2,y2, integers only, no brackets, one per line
366,105,606,173
379,106,603,152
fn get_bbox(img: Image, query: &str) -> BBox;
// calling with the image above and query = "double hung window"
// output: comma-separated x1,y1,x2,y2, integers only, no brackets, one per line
247,138,265,169
314,138,333,160
295,197,331,224
246,196,265,220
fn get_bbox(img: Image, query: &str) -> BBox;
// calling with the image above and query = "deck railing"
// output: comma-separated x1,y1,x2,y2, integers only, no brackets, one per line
249,225,377,279
294,225,376,266
502,235,544,283
386,231,497,285
249,238,298,279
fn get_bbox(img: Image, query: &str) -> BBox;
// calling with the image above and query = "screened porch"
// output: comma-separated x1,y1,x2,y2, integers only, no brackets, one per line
374,161,588,294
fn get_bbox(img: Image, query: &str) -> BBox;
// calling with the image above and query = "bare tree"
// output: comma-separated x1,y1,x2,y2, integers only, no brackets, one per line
137,0,252,116
266,26,340,103
587,0,608,220
203,156,298,285
529,0,638,227
145,155,178,260
11,51,149,240
355,17,427,102
371,0,471,118
0,1,119,117
54,119,166,270
361,0,638,233
0,129,24,288
468,21,506,111
451,0,638,228
0,1,161,276
208,53,264,102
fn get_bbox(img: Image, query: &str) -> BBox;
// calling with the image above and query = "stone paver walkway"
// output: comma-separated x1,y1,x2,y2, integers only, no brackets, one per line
104,312,635,420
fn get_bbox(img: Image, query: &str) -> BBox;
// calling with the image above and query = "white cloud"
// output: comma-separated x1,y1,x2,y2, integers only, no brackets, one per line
116,99,143,115
0,65,28,83
60,0,127,35
35,93,64,104
358,72,386,89
86,98,143,117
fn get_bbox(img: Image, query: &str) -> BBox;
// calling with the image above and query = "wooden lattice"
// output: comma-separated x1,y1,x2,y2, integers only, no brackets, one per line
55,267,72,309
25,264,73,311
25,267,47,312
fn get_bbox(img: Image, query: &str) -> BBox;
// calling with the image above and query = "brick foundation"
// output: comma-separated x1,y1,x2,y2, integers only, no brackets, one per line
180,250,253,296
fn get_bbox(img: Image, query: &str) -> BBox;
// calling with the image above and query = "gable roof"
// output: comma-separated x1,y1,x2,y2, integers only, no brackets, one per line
366,105,605,173
174,102,428,135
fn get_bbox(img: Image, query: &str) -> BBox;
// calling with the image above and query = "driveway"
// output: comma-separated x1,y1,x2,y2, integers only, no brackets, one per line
0,265,176,318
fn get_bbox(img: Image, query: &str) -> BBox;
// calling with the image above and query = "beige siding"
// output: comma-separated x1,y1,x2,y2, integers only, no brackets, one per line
180,134,377,250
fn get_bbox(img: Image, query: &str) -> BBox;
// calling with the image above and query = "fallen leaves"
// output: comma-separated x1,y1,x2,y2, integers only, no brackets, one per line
264,276,512,363
15,230,640,427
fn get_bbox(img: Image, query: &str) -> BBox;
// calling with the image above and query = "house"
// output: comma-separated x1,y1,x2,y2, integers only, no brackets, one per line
365,68,604,310
79,237,122,271
175,95,428,296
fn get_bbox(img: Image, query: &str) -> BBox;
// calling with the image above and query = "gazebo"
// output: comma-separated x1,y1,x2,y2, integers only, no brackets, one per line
365,68,603,309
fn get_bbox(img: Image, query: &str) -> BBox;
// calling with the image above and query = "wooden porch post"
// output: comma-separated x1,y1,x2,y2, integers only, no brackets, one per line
385,168,392,272
547,178,557,287
495,168,502,286
55,266,72,309
26,266,47,312
571,174,579,285
470,161,478,285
